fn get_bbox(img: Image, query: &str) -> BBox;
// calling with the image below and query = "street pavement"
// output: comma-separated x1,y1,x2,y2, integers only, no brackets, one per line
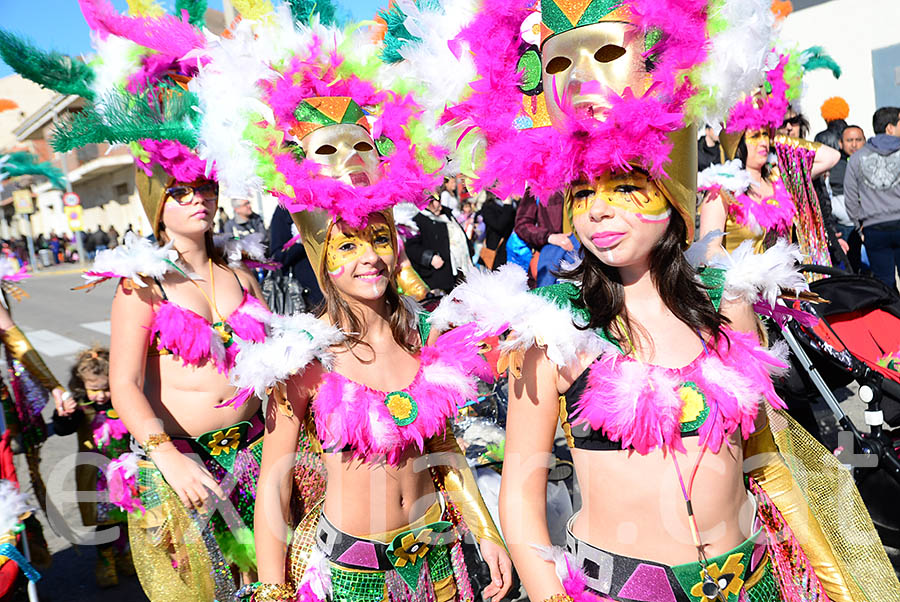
7,264,146,601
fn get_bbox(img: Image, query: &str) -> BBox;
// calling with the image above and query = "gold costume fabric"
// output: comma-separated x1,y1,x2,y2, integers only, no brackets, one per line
130,460,237,602
747,409,900,601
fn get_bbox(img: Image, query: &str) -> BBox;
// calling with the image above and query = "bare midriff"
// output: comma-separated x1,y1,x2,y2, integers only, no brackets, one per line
321,448,439,537
143,354,260,438
569,432,754,566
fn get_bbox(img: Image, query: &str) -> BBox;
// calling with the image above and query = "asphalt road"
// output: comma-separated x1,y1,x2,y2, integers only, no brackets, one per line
7,265,146,601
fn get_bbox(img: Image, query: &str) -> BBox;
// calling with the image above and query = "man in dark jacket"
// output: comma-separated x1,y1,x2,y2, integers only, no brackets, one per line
478,192,517,268
846,107,900,288
406,196,472,293
224,198,266,240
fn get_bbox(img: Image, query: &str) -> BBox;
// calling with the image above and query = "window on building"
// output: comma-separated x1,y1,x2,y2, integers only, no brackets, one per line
114,183,129,201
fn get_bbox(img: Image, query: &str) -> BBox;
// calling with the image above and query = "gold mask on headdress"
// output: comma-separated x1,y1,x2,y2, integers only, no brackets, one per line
541,21,648,125
289,122,397,285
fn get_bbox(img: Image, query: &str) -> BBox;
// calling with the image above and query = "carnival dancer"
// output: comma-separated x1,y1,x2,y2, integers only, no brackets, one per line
51,346,135,588
434,1,900,601
195,6,512,600
0,1,284,598
699,50,840,258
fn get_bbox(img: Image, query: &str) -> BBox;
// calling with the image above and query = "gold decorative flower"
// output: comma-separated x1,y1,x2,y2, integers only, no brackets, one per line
208,427,241,456
384,391,418,426
678,384,706,424
392,528,433,567
689,553,745,600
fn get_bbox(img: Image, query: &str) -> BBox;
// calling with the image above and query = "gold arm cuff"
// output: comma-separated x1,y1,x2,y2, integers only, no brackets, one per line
0,325,61,391
426,426,505,548
773,134,821,153
253,583,297,601
142,433,172,453
396,264,429,301
743,419,857,602
541,595,574,602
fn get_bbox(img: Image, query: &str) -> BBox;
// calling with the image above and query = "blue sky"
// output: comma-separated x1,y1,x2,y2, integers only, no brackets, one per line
0,0,385,78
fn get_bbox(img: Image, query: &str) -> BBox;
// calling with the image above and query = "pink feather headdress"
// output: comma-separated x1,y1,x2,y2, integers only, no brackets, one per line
253,36,441,228
440,0,710,204
725,54,790,134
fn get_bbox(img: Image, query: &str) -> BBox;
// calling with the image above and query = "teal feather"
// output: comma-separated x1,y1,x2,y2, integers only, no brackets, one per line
0,30,95,100
52,86,200,153
0,152,67,190
286,0,344,27
378,0,441,64
801,46,842,79
174,0,208,27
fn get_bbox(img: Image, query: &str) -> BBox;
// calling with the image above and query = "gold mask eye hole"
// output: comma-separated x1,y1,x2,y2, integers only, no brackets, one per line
594,45,626,63
315,144,337,155
545,56,572,75
353,141,374,152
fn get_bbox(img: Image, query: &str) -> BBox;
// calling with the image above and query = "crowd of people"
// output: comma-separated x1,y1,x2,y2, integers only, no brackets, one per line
1,1,900,602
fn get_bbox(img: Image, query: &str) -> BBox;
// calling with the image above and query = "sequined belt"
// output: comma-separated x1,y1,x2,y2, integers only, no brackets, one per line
316,502,454,589
167,411,264,473
565,516,777,602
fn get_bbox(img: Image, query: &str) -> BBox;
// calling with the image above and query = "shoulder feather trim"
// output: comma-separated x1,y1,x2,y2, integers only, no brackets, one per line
214,232,273,270
707,239,808,307
229,312,344,401
83,232,183,287
429,265,610,369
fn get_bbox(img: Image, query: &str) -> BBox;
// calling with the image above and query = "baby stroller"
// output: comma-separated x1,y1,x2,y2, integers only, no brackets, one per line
774,264,900,552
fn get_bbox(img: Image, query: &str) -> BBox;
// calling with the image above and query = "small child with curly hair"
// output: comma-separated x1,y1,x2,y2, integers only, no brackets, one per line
52,345,136,588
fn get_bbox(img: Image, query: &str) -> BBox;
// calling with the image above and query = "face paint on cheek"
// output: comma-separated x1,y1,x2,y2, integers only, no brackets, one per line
325,234,367,274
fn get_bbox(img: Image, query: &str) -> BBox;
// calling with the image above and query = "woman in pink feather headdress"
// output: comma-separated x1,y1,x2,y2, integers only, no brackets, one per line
0,1,280,598
430,1,898,601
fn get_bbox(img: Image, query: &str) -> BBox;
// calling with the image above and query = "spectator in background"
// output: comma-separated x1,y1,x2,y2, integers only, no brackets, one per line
216,207,228,234
224,198,266,240
478,191,517,269
440,177,460,215
697,125,722,172
457,200,477,241
514,190,578,287
107,225,119,249
91,226,110,254
406,195,472,293
778,106,810,139
814,96,850,150
829,125,866,271
124,223,134,236
846,107,900,289
267,205,323,309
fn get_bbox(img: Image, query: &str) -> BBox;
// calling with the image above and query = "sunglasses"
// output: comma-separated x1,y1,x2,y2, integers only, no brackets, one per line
781,116,802,128
165,182,219,205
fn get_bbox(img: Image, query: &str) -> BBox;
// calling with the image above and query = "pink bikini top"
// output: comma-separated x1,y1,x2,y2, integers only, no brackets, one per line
731,178,795,235
148,273,268,374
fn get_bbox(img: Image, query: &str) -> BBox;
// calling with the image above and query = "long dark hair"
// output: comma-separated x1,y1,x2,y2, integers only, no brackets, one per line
318,273,419,357
558,204,728,353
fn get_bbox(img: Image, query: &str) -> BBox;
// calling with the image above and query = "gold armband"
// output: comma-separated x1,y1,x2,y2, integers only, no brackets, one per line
0,325,62,391
396,263,429,301
743,418,855,602
253,583,296,601
541,595,573,602
142,433,171,453
425,425,504,548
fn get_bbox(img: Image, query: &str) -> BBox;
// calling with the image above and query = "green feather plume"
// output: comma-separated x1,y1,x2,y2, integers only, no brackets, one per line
52,86,200,153
174,0,208,27
0,152,66,190
287,0,344,27
0,30,96,100
800,46,842,79
378,0,441,63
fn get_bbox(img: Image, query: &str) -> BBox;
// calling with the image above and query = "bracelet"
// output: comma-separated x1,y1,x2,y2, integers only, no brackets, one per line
253,583,296,601
142,433,172,453
541,595,574,602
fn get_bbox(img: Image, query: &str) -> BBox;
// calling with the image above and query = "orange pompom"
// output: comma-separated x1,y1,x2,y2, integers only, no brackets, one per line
771,0,793,20
0,99,18,113
821,97,850,122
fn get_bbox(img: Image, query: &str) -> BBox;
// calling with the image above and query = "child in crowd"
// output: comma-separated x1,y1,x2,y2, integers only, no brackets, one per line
52,346,134,588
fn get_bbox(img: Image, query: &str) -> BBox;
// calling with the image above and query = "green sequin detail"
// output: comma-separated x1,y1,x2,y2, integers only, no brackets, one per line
698,266,726,311
678,381,710,433
517,49,543,93
417,309,432,346
330,565,386,602
746,561,780,602
542,0,623,37
426,544,452,581
532,282,591,324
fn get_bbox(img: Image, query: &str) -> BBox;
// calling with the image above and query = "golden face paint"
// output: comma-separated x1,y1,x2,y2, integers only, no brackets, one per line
325,222,395,277
570,172,671,223
745,129,769,150
541,22,648,125
299,123,381,187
